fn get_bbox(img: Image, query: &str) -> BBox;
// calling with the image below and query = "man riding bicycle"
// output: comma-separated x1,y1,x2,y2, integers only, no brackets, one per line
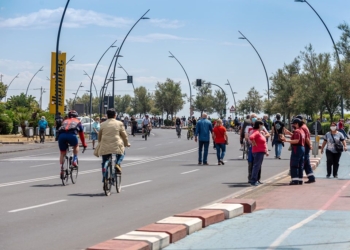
142,114,152,138
95,108,130,179
58,110,87,176
176,117,182,136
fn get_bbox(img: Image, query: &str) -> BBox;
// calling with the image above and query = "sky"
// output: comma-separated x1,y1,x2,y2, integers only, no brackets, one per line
1,0,349,118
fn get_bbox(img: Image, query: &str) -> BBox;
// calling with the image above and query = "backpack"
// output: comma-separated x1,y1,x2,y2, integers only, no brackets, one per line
55,116,63,128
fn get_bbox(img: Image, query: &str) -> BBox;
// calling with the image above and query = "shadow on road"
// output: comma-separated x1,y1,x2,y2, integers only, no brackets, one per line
31,184,63,187
222,182,250,188
68,193,105,197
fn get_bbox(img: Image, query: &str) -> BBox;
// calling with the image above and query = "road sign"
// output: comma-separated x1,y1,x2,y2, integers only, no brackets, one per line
49,52,66,114
230,105,235,113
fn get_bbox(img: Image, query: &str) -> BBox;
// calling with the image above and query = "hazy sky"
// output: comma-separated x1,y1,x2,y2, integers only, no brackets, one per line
1,0,349,117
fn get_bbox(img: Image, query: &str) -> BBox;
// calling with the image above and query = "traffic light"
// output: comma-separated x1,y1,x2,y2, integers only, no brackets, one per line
127,75,133,84
196,79,202,87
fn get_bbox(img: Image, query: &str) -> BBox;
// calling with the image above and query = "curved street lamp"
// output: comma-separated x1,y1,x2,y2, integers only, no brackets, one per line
5,73,19,101
72,82,84,107
66,55,75,65
238,31,270,100
204,82,227,117
168,51,193,118
25,66,43,96
111,9,150,108
55,0,70,115
295,0,344,118
225,80,237,117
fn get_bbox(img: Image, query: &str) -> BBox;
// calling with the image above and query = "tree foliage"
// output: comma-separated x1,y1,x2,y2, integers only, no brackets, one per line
154,78,185,119
212,89,228,118
6,93,38,110
134,86,153,116
193,80,214,115
0,81,7,100
237,87,263,114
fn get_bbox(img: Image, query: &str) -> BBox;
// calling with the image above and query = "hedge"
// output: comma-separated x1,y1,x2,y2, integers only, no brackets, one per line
0,114,14,135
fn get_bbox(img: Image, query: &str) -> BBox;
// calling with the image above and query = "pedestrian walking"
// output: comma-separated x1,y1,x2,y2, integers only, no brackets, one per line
91,117,100,150
249,120,269,186
38,116,48,144
131,116,137,137
282,118,305,185
195,113,213,165
337,119,349,139
321,122,347,178
245,114,257,183
124,116,129,130
212,119,228,165
271,113,285,159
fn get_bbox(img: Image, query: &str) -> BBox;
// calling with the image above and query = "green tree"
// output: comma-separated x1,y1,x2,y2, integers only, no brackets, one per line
0,81,7,100
193,80,214,115
238,87,263,114
337,22,350,63
134,86,153,116
6,93,38,110
154,78,186,120
212,89,228,118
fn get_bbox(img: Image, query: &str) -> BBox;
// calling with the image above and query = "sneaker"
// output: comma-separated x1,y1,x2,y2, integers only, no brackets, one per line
257,180,263,184
326,175,330,178
72,160,78,167
289,181,299,185
334,175,338,178
298,181,303,185
115,164,122,174
198,162,202,165
250,182,259,186
203,163,209,165
305,179,316,184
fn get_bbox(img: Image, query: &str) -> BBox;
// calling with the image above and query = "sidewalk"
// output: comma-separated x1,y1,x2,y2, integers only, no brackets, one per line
164,152,350,250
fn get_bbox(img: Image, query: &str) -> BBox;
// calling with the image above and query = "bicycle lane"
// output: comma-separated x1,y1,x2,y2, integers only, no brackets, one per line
165,152,350,250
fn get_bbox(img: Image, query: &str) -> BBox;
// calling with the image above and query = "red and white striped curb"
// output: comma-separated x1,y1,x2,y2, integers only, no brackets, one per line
86,199,256,250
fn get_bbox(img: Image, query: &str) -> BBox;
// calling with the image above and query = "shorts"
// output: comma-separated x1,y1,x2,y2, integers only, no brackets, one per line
91,132,98,140
58,133,78,151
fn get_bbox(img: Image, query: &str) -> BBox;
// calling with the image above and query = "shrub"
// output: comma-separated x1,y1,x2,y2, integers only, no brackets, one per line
164,119,174,126
0,114,14,135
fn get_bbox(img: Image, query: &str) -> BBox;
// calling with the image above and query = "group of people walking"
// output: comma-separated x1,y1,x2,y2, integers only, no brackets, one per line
194,112,348,186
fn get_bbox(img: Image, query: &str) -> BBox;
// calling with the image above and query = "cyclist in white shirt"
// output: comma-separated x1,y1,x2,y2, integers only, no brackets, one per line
142,114,152,137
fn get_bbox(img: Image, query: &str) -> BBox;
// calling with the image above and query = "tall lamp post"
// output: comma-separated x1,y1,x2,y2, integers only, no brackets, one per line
111,9,150,108
238,31,270,100
5,73,19,101
168,51,193,118
295,0,344,118
225,80,237,117
25,66,43,96
118,63,135,91
72,82,83,108
55,0,70,115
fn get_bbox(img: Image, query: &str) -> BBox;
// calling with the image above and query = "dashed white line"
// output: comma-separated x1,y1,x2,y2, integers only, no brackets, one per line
122,180,152,188
29,163,55,168
181,169,200,175
8,200,67,213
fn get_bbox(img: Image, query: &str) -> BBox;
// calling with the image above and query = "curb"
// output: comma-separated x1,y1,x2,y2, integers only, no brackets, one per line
87,199,255,250
86,158,323,250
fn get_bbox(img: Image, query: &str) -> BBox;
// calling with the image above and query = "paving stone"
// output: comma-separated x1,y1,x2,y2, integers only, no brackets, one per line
157,216,202,235
222,198,256,213
115,231,169,250
87,239,150,250
200,203,243,219
174,209,225,227
136,223,187,243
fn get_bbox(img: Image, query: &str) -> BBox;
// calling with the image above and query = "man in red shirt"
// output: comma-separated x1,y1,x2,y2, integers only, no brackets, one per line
296,115,315,183
283,118,305,185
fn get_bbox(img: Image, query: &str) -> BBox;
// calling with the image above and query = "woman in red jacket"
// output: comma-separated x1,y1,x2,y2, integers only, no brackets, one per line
212,119,228,165
249,120,269,186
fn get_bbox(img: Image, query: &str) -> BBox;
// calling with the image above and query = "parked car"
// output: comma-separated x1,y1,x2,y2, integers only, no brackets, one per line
77,117,94,133
136,119,143,133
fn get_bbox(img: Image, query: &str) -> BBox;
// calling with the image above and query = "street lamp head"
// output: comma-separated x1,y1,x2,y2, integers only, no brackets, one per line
238,37,246,40
111,45,117,48
115,55,123,58
169,56,174,58
233,92,237,94
39,69,43,72
141,17,150,20
225,83,229,85
294,0,306,2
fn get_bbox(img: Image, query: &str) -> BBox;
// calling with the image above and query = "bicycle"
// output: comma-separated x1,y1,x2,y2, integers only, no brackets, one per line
60,146,86,186
176,125,181,138
143,125,150,140
242,139,249,160
102,154,122,196
187,125,193,140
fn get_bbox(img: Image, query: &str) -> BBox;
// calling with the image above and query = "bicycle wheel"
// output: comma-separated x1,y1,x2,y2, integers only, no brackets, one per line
103,161,112,196
61,159,69,186
115,173,122,193
145,131,148,140
70,159,78,184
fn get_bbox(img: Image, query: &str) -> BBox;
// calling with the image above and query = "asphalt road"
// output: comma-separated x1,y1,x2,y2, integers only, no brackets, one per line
0,129,292,250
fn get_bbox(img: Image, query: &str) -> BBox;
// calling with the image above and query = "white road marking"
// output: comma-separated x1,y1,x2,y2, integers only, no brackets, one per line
8,200,67,213
29,163,55,168
1,156,145,162
122,180,152,188
0,148,198,188
181,169,199,175
3,152,56,160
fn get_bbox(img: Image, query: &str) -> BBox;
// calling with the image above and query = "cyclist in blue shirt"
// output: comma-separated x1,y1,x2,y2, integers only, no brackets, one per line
58,110,87,176
38,116,48,143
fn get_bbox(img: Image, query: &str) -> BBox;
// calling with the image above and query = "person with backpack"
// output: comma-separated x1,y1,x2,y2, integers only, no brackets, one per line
38,116,48,144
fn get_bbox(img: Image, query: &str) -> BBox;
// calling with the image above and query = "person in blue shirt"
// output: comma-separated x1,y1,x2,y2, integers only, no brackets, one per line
38,116,48,143
195,113,213,165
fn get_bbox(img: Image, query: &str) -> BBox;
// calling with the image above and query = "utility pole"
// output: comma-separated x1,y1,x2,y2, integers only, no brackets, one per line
34,87,46,110
0,74,3,82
